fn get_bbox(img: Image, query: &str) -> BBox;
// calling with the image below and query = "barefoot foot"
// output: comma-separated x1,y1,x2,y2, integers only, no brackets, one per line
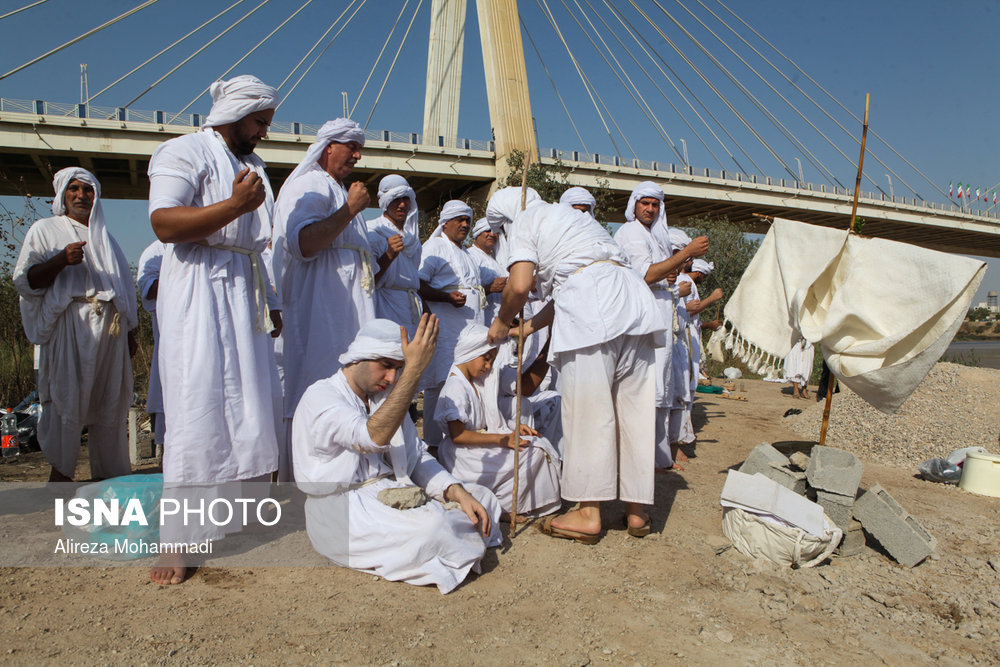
150,553,187,585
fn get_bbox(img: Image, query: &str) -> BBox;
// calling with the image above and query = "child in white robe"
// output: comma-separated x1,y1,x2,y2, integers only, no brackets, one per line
435,324,561,520
783,338,815,399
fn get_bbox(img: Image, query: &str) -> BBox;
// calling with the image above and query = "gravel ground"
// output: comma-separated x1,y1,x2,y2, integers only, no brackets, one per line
784,362,1000,470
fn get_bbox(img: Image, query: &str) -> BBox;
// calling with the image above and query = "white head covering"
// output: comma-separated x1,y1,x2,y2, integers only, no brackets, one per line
453,323,498,366
625,181,665,223
373,174,420,258
429,200,474,240
485,186,542,232
338,318,405,366
668,227,692,254
559,186,596,217
51,167,137,331
203,75,278,128
691,259,714,275
285,118,367,186
471,217,492,239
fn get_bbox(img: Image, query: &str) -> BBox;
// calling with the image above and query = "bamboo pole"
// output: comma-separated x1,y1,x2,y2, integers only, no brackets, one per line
819,94,869,448
509,159,529,539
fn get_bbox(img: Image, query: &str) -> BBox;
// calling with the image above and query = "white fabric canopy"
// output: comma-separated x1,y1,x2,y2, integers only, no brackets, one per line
723,218,986,413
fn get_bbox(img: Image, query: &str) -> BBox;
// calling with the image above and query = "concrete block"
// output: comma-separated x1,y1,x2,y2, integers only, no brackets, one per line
835,519,865,557
806,446,863,496
816,490,854,532
739,443,789,477
854,484,936,567
762,462,807,495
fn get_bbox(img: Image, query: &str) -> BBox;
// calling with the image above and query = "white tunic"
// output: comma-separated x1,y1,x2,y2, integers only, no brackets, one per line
783,339,815,386
271,167,376,419
137,240,166,417
467,245,505,326
614,219,676,408
418,237,485,388
435,366,561,516
293,371,501,594
147,130,280,483
13,215,134,477
367,214,423,337
678,273,702,388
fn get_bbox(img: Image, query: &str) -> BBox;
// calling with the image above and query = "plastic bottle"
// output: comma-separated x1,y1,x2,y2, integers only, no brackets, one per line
1,409,19,458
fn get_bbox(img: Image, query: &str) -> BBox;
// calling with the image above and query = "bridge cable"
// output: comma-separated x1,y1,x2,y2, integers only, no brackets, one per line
644,0,804,183
276,0,363,91
713,0,942,202
118,0,270,111
608,1,764,177
582,0,726,171
696,0,892,194
536,0,631,159
673,0,847,190
278,0,369,109
77,0,246,113
519,17,591,154
561,0,686,166
363,0,423,129
351,0,411,119
0,0,161,82
0,0,52,22
168,0,314,123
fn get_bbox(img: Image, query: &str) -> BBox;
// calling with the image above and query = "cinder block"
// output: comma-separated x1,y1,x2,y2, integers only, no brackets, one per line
739,443,789,477
835,519,865,557
806,446,863,497
854,484,936,567
762,462,807,495
816,490,854,532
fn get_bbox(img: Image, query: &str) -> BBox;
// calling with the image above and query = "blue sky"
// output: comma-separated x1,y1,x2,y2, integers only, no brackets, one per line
1,0,997,300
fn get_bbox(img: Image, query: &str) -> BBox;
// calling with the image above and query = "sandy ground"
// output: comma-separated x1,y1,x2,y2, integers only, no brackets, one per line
1,378,998,666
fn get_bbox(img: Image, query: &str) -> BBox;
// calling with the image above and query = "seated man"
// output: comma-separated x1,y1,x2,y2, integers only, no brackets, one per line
293,316,501,594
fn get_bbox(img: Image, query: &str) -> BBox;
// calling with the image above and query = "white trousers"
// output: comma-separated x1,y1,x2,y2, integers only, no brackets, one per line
556,335,656,504
39,404,131,480
669,406,695,445
655,406,674,468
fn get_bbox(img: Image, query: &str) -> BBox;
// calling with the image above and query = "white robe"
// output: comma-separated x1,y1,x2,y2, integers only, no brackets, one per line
271,167,376,421
147,129,280,484
367,214,423,338
435,366,561,516
13,215,133,478
467,245,505,326
137,240,166,444
506,202,664,503
783,339,815,387
293,371,501,594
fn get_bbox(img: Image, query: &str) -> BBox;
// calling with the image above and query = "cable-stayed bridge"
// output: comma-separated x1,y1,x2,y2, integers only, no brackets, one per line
0,0,997,257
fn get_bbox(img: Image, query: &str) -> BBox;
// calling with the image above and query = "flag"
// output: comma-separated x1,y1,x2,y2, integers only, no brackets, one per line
949,181,953,197
957,182,963,198
976,186,981,200
993,190,997,205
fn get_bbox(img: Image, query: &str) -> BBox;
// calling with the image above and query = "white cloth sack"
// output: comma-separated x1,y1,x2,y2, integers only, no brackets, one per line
721,506,841,569
722,218,985,413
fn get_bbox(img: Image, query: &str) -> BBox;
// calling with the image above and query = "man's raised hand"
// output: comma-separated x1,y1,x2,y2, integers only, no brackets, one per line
231,168,266,215
63,241,86,266
447,291,466,308
686,235,710,258
401,313,438,375
346,181,370,216
385,233,405,260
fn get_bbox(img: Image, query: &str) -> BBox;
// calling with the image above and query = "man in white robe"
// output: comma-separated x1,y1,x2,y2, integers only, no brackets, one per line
559,186,597,217
613,182,709,471
417,200,484,445
485,187,665,542
466,218,507,325
367,174,423,338
14,167,138,482
271,118,374,482
293,316,501,594
147,75,283,584
137,239,167,449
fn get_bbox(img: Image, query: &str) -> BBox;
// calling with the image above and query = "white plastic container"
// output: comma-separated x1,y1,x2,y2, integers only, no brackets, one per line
958,451,1000,498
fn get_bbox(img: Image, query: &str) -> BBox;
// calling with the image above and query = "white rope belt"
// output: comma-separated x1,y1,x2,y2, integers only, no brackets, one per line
386,285,421,323
71,295,121,336
198,242,273,334
340,244,374,295
572,259,625,275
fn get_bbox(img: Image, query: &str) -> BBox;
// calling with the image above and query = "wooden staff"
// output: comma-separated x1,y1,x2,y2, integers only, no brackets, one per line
509,159,529,539
819,94,869,447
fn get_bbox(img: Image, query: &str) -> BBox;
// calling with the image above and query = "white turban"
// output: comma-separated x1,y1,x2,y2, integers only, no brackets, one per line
429,200,474,240
691,259,714,275
203,75,278,128
453,323,498,366
485,186,542,232
668,227,692,253
51,167,137,332
285,118,367,186
373,174,420,258
338,318,405,366
471,217,492,239
625,181,665,223
559,186,596,217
